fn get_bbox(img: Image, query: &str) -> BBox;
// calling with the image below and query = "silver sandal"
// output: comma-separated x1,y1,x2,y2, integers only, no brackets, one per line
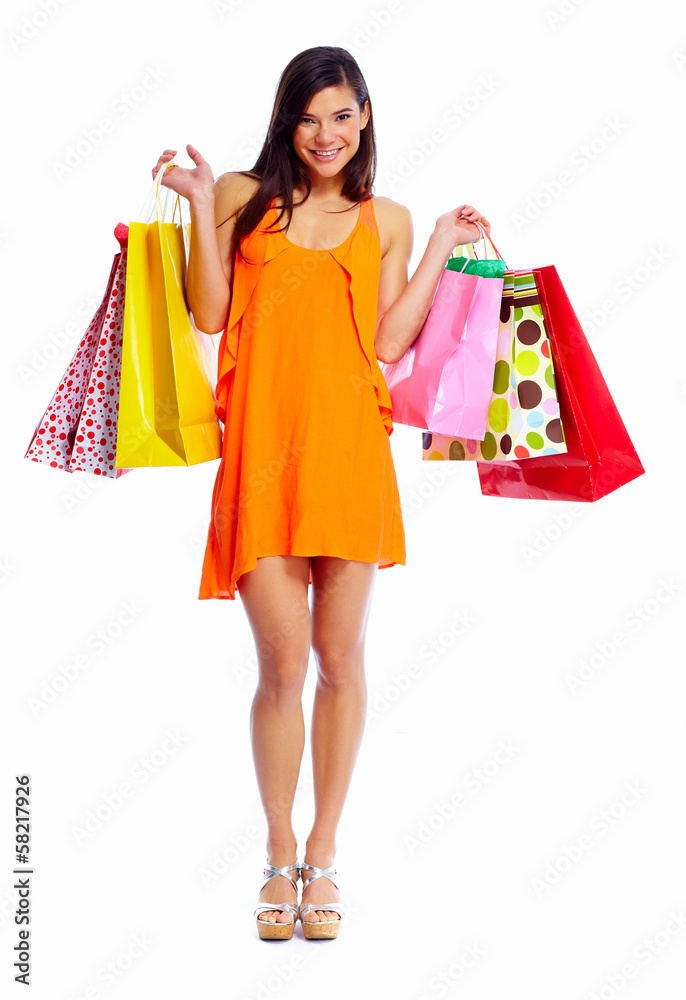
253,861,300,939
298,861,344,939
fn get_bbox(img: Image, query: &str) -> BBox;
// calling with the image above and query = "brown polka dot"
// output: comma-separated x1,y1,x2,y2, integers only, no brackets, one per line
545,418,564,443
517,319,541,345
500,433,512,455
518,381,543,409
422,432,433,450
500,300,512,325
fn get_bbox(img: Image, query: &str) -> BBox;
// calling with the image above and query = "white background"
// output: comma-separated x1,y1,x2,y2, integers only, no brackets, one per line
2,0,685,996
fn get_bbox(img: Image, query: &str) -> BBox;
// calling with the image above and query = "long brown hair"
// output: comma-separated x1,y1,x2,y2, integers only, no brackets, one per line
218,46,377,265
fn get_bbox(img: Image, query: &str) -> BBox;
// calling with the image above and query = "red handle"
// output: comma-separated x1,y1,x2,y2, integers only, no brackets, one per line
470,219,504,261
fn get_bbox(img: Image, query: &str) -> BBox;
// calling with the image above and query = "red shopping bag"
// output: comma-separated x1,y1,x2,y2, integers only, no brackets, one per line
24,224,132,478
476,265,645,501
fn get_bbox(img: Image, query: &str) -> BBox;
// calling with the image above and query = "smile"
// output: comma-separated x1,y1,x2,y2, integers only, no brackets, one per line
310,148,342,160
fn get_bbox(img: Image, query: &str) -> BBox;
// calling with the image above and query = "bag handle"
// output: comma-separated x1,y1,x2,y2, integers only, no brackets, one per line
475,220,504,260
136,159,183,224
450,219,505,271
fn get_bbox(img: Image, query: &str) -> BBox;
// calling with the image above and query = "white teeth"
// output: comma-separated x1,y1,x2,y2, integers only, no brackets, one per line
313,149,340,156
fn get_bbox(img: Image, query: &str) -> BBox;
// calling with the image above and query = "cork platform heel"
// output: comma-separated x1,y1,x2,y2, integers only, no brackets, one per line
253,862,300,939
298,862,344,940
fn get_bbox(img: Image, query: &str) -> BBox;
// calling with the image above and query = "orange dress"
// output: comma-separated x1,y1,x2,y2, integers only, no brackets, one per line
198,192,406,600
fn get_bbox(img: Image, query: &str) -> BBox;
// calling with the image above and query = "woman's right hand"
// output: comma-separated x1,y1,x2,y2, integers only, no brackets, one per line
151,143,215,207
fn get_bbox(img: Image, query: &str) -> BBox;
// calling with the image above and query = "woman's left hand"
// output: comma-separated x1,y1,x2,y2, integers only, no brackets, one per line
435,204,491,253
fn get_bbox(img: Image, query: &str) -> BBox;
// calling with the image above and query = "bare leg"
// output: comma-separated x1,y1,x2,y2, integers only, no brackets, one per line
302,556,378,923
238,555,312,922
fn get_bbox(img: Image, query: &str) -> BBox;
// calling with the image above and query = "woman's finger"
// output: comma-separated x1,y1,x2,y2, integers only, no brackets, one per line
159,163,179,185
152,151,177,179
154,162,178,181
186,143,205,164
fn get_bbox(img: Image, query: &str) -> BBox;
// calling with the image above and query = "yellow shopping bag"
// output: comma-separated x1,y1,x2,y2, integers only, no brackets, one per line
116,166,222,467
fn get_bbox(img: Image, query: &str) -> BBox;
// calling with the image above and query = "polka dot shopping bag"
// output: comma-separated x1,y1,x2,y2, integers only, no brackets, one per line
422,267,567,463
475,265,645,502
24,223,132,478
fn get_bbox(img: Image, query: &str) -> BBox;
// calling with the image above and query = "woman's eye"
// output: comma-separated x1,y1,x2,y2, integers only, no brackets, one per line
300,114,351,124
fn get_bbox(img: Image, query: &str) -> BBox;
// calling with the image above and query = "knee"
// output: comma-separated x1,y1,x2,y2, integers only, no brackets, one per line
312,644,364,688
258,658,308,705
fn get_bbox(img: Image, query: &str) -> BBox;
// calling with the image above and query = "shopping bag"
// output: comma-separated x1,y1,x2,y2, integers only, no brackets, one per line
421,268,567,462
380,221,505,439
115,165,222,468
24,224,132,478
476,265,645,501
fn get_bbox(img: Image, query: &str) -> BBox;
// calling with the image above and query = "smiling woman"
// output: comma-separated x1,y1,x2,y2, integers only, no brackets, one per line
299,108,356,162
150,43,490,944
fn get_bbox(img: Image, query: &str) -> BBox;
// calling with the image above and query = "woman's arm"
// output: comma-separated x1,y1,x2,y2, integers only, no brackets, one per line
374,200,488,365
152,146,241,335
186,172,243,335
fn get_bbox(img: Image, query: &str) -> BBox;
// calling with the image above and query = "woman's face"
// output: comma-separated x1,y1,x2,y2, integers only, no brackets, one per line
291,85,369,181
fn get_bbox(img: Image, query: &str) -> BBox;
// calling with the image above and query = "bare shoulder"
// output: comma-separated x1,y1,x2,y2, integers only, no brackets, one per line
214,171,261,225
370,195,413,259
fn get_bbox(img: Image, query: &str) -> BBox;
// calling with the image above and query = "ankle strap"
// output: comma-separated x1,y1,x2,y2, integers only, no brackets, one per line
260,861,299,892
299,861,339,890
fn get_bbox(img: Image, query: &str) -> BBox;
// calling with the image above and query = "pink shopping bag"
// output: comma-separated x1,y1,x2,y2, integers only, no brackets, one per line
380,222,505,439
24,224,132,478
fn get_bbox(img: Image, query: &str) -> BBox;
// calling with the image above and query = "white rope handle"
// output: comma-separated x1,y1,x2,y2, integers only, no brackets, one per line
136,159,182,224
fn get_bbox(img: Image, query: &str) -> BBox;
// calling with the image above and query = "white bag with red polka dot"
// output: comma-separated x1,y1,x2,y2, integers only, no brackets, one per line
24,224,132,479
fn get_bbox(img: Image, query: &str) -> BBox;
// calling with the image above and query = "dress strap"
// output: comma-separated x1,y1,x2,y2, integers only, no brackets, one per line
360,193,378,241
